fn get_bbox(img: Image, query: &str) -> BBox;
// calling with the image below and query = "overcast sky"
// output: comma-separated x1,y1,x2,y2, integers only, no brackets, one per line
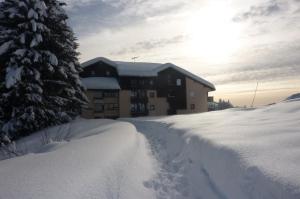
65,0,300,106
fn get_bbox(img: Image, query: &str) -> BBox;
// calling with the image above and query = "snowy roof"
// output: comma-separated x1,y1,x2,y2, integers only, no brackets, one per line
114,61,161,76
81,77,120,90
81,57,215,90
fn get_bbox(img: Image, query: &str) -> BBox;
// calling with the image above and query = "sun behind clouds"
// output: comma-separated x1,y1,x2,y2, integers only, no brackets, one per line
185,2,242,64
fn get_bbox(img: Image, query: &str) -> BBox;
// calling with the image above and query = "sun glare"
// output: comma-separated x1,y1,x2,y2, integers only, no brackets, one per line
185,3,241,64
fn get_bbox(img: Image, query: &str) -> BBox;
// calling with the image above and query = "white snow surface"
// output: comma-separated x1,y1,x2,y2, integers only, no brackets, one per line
124,100,300,199
1,100,300,199
0,119,156,199
0,40,13,56
81,77,120,90
5,66,23,88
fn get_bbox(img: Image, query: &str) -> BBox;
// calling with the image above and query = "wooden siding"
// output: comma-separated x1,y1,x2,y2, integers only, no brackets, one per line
157,67,187,115
80,61,118,78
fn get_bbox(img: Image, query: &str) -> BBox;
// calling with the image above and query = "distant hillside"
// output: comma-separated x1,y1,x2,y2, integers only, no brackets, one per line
286,93,300,101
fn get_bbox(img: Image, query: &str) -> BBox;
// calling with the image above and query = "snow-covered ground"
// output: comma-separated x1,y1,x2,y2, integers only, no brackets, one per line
125,99,300,199
0,119,157,199
1,99,300,199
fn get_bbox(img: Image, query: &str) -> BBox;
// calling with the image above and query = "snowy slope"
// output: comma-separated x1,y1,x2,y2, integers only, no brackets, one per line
0,119,157,199
1,101,300,199
126,100,300,198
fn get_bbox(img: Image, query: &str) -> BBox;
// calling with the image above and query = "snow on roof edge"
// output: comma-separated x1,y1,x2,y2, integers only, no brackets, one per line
81,57,117,68
81,57,215,90
81,77,120,90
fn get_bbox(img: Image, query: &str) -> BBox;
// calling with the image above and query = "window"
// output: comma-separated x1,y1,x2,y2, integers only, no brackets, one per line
139,103,146,112
90,70,96,76
176,79,182,86
131,103,138,112
105,104,113,111
149,105,155,111
130,90,137,98
190,104,195,110
190,91,195,97
113,103,119,110
139,80,145,85
105,103,119,111
94,103,104,113
106,71,110,76
131,103,147,112
168,90,175,97
93,92,103,99
131,104,136,112
139,90,146,98
149,92,155,98
131,90,147,98
149,80,154,85
167,75,172,85
104,92,118,98
131,80,137,86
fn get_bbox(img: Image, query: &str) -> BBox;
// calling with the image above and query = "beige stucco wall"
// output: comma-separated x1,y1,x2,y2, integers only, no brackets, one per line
177,77,209,114
82,77,211,118
147,90,169,116
119,90,131,118
81,90,119,118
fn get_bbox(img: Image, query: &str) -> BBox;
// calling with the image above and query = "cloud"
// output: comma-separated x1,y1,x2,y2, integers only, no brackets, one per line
66,1,129,37
110,35,187,55
233,0,284,22
206,40,300,85
211,65,300,85
65,0,187,37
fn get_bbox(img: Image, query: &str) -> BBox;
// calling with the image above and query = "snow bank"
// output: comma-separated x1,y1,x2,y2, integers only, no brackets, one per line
128,100,300,198
0,119,156,199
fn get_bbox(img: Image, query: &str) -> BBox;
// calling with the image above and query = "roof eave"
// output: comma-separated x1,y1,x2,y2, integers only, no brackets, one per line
155,63,216,91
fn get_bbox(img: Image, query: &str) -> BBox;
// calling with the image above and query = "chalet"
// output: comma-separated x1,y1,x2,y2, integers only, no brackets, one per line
80,57,215,119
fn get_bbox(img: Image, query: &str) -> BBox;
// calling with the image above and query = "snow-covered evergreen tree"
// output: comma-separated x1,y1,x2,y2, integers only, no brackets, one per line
0,0,87,144
42,0,88,120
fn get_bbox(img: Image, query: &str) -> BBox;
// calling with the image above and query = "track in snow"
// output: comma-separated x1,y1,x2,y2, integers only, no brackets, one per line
130,121,192,199
127,119,231,199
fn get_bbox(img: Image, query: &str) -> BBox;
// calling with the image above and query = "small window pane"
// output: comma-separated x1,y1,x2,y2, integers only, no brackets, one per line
149,92,155,98
190,91,195,97
176,79,182,86
190,104,195,110
94,92,103,99
150,105,155,111
95,103,104,113
131,80,137,86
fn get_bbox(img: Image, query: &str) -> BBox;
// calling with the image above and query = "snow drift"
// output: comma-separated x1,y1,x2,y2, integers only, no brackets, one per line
128,100,300,199
0,119,156,199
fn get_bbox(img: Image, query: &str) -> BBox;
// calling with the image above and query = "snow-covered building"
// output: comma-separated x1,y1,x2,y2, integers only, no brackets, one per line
80,57,215,118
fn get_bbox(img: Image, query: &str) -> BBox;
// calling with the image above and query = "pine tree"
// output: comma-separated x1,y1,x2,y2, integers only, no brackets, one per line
42,0,88,121
0,0,87,144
